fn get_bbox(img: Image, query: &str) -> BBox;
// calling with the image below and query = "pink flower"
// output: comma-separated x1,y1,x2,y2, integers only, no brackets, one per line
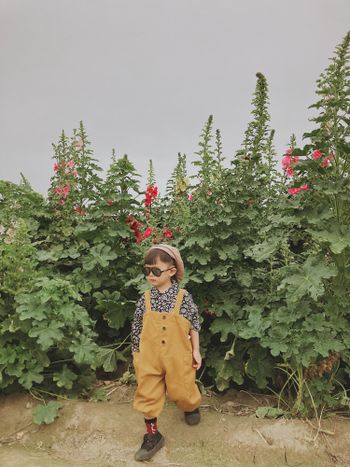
188,193,193,201
301,184,309,192
313,150,322,160
72,170,79,177
291,156,299,164
58,199,65,205
54,186,63,195
53,163,59,172
67,160,75,168
321,157,330,168
288,187,301,196
282,156,292,170
62,185,71,198
285,149,292,155
286,168,294,177
330,152,335,161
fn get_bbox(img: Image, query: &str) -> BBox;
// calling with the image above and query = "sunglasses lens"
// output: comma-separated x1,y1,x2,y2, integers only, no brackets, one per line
143,267,162,277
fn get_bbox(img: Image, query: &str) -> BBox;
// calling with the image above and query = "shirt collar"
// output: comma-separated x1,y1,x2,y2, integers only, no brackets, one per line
152,280,179,297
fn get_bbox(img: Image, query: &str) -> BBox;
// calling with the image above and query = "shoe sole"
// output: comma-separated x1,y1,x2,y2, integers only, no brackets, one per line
134,436,165,461
185,414,201,425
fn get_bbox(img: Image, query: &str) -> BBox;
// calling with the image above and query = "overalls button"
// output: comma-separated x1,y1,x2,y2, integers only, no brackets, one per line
161,340,165,344
162,316,166,320
162,326,166,330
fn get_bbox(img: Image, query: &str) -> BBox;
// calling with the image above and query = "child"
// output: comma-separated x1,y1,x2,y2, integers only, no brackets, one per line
131,244,202,462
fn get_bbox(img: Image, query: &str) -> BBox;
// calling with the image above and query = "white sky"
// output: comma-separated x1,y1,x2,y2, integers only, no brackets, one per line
1,0,349,195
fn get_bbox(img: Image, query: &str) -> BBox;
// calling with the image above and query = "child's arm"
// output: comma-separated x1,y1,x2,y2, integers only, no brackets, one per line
131,295,145,354
190,329,202,370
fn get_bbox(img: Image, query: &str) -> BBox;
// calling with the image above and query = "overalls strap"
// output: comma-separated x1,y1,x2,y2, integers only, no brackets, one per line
144,290,152,313
173,289,185,314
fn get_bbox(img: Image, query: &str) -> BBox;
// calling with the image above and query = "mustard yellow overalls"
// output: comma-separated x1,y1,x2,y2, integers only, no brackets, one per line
133,288,202,419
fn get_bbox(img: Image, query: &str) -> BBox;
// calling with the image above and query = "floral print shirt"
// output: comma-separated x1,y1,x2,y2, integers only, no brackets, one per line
131,281,201,353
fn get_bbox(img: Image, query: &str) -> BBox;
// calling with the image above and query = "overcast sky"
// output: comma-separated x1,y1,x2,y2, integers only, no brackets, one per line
1,0,349,195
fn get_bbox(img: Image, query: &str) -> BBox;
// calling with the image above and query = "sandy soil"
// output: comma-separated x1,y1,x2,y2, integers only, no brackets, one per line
1,384,350,467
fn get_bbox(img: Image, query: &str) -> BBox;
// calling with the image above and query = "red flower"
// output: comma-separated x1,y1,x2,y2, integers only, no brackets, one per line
145,194,152,206
163,227,173,239
288,187,301,196
143,227,153,238
145,186,158,205
54,186,63,195
313,150,322,160
286,168,294,177
301,184,309,192
188,192,193,201
321,157,330,168
53,163,59,172
107,200,113,206
58,199,65,205
285,149,292,155
75,206,86,216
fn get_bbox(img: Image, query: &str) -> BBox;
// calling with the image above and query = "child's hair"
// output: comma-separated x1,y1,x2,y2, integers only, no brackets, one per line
144,249,176,266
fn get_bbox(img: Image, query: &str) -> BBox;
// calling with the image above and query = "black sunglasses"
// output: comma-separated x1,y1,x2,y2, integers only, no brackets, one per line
142,266,174,277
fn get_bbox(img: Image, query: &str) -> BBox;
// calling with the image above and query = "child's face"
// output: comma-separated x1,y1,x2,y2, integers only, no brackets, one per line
144,258,177,290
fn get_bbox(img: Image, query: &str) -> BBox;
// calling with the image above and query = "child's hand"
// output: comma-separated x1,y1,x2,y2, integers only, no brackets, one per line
192,349,202,370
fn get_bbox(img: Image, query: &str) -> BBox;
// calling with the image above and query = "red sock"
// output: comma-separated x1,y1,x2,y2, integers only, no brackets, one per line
144,417,158,435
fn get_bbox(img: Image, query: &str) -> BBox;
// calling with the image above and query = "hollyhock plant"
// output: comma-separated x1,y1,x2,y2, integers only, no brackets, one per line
144,185,158,207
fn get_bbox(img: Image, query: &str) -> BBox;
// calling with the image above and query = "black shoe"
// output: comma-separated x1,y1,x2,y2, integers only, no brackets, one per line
184,408,201,425
134,431,165,461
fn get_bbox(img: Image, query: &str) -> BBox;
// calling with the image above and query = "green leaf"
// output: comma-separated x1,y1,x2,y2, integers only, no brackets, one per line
245,237,281,262
28,321,65,350
255,406,285,419
277,256,337,303
210,317,235,342
70,335,98,366
53,365,78,389
91,387,109,401
307,224,350,254
32,401,62,425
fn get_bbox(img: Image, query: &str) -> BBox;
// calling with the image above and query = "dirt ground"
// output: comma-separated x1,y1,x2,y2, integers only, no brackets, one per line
1,383,350,467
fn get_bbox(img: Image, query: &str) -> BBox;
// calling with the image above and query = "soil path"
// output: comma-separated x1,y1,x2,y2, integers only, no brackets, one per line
1,385,350,467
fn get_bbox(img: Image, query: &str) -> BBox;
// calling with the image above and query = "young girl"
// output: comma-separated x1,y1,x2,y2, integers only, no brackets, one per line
131,244,202,461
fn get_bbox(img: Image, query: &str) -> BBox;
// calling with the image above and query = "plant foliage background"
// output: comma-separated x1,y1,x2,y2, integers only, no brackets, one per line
1,32,349,417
